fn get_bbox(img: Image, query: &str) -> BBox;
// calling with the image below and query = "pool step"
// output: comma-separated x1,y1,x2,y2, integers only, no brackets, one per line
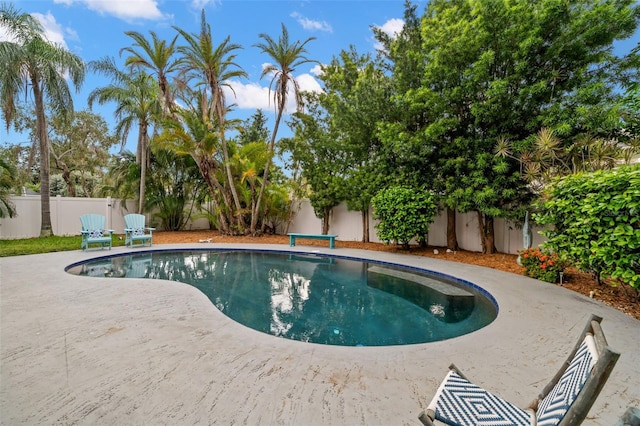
368,266,473,298
367,266,475,323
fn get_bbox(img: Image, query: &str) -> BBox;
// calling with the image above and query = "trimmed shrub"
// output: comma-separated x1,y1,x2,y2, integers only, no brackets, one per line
372,186,437,249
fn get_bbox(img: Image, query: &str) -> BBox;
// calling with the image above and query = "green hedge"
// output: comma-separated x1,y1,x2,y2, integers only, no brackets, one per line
534,165,639,290
372,186,437,249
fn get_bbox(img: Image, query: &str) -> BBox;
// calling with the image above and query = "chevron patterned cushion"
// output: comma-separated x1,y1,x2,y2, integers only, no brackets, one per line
536,335,598,426
427,370,533,425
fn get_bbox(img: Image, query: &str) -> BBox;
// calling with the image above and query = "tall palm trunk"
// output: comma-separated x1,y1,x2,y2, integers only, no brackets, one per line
32,79,53,237
137,124,148,214
252,101,284,235
197,156,229,234
220,131,244,231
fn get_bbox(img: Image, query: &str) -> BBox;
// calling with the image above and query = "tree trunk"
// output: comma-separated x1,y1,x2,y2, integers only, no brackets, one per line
477,211,497,254
51,150,76,197
446,207,458,250
322,209,330,235
362,209,370,243
32,80,53,237
136,124,148,214
197,157,229,234
252,100,285,235
220,131,244,232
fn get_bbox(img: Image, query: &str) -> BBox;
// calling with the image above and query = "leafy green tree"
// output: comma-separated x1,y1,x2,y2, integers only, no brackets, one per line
238,109,270,146
174,10,247,230
392,0,639,253
253,23,316,235
318,47,391,242
283,100,345,234
88,57,161,214
0,4,85,236
48,110,117,196
0,156,17,218
372,186,437,249
373,1,459,249
535,166,640,291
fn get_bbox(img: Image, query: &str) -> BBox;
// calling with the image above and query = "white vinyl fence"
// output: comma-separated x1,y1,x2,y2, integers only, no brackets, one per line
0,195,546,254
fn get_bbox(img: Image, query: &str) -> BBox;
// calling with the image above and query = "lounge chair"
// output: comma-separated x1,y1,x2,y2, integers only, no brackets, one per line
124,213,154,248
80,214,113,251
419,314,620,426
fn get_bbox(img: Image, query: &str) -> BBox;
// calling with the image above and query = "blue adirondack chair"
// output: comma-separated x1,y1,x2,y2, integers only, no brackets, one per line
124,214,154,248
80,214,113,251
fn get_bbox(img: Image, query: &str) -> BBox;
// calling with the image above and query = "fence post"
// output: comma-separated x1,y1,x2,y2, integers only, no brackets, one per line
106,196,112,230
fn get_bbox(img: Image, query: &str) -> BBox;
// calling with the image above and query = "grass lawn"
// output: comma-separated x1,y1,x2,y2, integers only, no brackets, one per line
0,235,126,257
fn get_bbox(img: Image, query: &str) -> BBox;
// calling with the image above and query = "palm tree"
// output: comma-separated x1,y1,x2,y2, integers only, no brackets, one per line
0,4,85,236
253,23,316,234
174,10,248,233
120,30,180,115
153,90,234,234
88,57,161,214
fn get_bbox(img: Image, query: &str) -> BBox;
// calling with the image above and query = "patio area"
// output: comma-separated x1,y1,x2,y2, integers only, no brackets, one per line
1,244,638,425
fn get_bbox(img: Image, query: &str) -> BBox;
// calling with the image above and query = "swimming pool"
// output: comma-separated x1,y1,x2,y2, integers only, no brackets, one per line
66,250,497,346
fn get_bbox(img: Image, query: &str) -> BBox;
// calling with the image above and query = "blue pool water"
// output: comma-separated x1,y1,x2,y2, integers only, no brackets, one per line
66,250,497,346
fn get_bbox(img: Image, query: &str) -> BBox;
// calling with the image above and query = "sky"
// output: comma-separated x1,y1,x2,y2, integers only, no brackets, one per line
1,0,638,154
2,0,418,152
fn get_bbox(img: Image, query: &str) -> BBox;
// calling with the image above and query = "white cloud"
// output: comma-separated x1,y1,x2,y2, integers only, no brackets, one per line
290,12,332,33
296,73,322,94
309,64,324,76
373,18,404,50
224,73,322,113
32,12,68,49
53,0,166,21
225,81,272,110
377,18,404,37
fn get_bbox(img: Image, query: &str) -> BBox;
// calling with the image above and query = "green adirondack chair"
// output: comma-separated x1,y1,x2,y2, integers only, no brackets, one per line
80,214,113,251
124,214,154,248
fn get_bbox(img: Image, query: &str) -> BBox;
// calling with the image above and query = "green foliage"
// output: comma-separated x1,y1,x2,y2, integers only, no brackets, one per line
372,186,437,249
283,98,347,233
535,165,640,290
519,248,566,283
146,148,205,231
0,156,17,218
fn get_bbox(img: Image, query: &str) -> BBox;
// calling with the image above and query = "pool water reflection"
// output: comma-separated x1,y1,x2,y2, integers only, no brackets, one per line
67,250,497,346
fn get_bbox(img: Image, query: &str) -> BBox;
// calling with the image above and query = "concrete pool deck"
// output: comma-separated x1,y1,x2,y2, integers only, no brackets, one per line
1,244,638,425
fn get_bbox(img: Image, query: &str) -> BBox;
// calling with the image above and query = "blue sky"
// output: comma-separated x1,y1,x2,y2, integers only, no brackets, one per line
3,0,417,152
2,0,638,154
